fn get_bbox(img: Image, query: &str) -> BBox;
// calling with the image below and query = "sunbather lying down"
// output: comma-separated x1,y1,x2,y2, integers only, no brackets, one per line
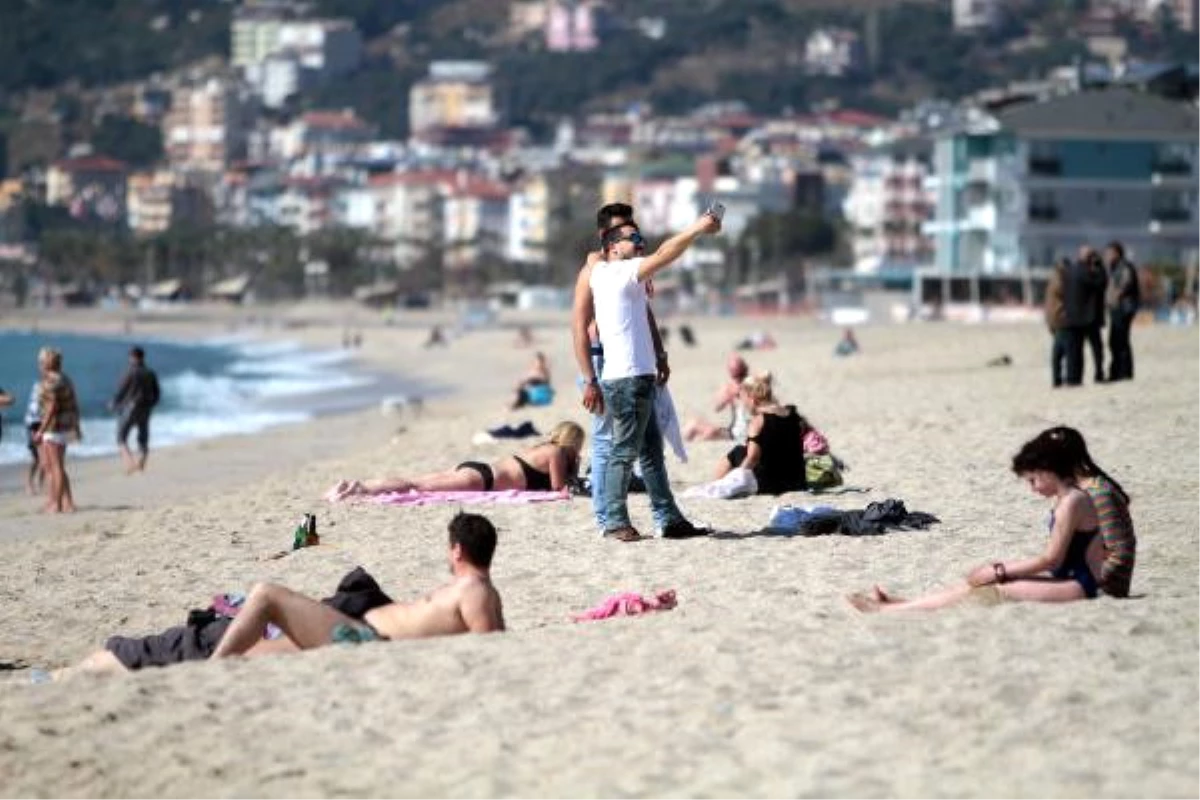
54,513,505,678
330,421,583,499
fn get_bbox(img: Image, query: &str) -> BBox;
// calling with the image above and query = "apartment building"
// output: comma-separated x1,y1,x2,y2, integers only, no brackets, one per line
408,62,497,141
162,77,255,173
127,171,213,234
45,156,129,222
924,88,1198,272
843,138,935,273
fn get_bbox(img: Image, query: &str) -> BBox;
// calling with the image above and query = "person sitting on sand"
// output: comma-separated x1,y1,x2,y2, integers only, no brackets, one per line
834,328,859,357
510,351,554,410
711,372,810,496
849,426,1135,612
331,421,585,498
683,354,752,442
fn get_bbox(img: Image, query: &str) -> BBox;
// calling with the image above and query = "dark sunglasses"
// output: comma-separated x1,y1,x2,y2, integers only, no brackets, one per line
609,231,645,247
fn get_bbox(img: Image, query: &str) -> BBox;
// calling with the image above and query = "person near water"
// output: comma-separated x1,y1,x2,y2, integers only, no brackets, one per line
22,380,45,495
849,426,1135,612
571,202,670,532
110,346,161,473
574,210,720,542
330,421,585,498
33,347,82,513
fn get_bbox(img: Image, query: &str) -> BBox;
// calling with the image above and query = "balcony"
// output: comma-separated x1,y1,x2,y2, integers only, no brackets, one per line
1028,205,1059,222
1028,157,1061,176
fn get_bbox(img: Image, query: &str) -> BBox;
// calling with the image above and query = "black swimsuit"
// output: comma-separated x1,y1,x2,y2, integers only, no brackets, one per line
1048,502,1101,598
513,455,552,491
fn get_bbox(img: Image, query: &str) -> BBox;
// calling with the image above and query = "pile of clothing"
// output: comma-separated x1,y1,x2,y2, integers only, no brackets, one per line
765,498,939,536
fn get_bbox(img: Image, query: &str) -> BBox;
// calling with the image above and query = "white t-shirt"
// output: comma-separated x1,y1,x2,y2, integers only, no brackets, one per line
589,257,656,380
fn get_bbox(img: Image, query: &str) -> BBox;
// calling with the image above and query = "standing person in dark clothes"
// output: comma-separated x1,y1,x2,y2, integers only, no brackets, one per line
110,346,161,474
1045,258,1070,387
1079,246,1108,383
1104,240,1141,382
1060,253,1106,387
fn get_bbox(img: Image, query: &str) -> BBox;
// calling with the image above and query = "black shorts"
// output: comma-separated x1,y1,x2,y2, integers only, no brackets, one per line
456,461,495,491
27,423,40,460
118,407,152,450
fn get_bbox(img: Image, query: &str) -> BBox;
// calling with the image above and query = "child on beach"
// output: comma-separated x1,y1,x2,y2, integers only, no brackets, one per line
850,426,1135,612
330,421,585,498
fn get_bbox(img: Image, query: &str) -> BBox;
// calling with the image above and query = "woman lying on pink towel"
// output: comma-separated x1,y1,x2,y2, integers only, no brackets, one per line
330,421,584,500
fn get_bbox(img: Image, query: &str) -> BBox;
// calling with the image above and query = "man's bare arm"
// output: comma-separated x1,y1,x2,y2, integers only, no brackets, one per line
637,215,720,281
572,263,598,382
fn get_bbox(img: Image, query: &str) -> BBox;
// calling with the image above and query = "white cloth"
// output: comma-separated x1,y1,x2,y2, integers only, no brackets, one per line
682,467,757,499
654,385,687,463
589,256,656,380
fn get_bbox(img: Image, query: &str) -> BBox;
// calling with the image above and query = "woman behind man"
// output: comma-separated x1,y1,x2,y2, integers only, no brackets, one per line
850,425,1136,612
331,421,585,499
712,372,830,496
33,347,82,513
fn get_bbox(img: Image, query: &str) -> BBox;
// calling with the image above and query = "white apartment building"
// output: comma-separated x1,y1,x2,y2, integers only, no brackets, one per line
233,7,363,108
804,28,863,77
843,139,936,273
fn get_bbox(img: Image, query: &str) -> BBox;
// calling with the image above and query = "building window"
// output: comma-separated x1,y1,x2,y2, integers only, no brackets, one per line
1028,140,1060,176
1154,143,1195,175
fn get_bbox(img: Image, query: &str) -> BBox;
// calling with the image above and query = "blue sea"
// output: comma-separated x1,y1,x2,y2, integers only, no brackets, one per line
0,330,404,466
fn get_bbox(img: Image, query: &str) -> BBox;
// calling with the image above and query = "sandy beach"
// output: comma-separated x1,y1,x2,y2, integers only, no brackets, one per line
0,305,1195,797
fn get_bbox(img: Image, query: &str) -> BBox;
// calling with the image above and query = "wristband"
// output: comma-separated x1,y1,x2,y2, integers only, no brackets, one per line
993,562,1008,584
587,377,599,386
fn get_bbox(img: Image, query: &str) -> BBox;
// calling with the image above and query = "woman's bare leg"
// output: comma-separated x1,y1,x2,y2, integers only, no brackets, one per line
40,442,62,512
713,456,734,480
211,582,355,658
851,578,1085,613
59,447,75,512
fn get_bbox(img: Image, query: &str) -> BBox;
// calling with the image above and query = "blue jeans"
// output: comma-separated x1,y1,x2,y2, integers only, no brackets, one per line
584,353,669,531
599,375,684,532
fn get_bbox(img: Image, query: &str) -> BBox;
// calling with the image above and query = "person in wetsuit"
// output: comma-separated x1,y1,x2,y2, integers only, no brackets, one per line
849,426,1134,612
329,421,584,498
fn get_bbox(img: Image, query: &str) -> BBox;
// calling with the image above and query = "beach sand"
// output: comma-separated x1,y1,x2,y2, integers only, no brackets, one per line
0,307,1195,797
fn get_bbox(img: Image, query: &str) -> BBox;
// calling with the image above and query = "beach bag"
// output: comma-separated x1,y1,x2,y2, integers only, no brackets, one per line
805,453,843,490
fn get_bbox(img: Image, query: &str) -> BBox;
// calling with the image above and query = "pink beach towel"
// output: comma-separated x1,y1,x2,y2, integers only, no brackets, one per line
572,590,677,622
329,488,569,506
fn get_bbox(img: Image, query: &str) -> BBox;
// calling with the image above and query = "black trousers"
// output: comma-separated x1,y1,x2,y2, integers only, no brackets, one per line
1108,307,1136,381
1086,323,1105,381
1060,327,1087,386
1051,330,1068,387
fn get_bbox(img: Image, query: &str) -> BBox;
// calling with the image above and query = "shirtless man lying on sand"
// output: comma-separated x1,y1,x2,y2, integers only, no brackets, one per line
63,513,504,677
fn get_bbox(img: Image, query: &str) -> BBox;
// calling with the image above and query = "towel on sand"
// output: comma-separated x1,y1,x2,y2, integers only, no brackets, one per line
365,489,569,506
573,590,677,622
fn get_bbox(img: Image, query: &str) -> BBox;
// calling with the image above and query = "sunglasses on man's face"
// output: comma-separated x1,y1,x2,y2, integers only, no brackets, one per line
611,232,645,247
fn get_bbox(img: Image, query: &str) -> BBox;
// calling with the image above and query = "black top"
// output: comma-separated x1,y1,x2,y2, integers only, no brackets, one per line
514,455,553,491
114,364,161,412
1062,260,1106,328
747,405,807,495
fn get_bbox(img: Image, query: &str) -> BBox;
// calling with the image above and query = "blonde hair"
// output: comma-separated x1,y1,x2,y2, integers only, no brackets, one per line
38,346,62,371
547,421,585,453
741,371,776,406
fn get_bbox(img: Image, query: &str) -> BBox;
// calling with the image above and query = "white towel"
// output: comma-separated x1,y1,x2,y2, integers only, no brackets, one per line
655,385,688,463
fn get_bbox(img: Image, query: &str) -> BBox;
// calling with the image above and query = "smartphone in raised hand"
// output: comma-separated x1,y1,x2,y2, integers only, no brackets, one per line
703,200,726,223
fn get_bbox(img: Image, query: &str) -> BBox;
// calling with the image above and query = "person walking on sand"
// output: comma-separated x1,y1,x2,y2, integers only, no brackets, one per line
33,347,81,513
574,210,721,542
110,346,161,473
212,512,504,658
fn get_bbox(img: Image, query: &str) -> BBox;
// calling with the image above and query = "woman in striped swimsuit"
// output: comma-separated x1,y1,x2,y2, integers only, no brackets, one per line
850,426,1135,612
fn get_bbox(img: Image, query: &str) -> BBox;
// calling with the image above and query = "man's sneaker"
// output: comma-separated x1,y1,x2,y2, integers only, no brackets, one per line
661,519,710,539
603,526,645,542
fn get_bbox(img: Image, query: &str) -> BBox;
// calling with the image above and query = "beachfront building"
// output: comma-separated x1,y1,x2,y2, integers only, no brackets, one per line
843,138,936,273
127,171,213,235
924,88,1198,272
